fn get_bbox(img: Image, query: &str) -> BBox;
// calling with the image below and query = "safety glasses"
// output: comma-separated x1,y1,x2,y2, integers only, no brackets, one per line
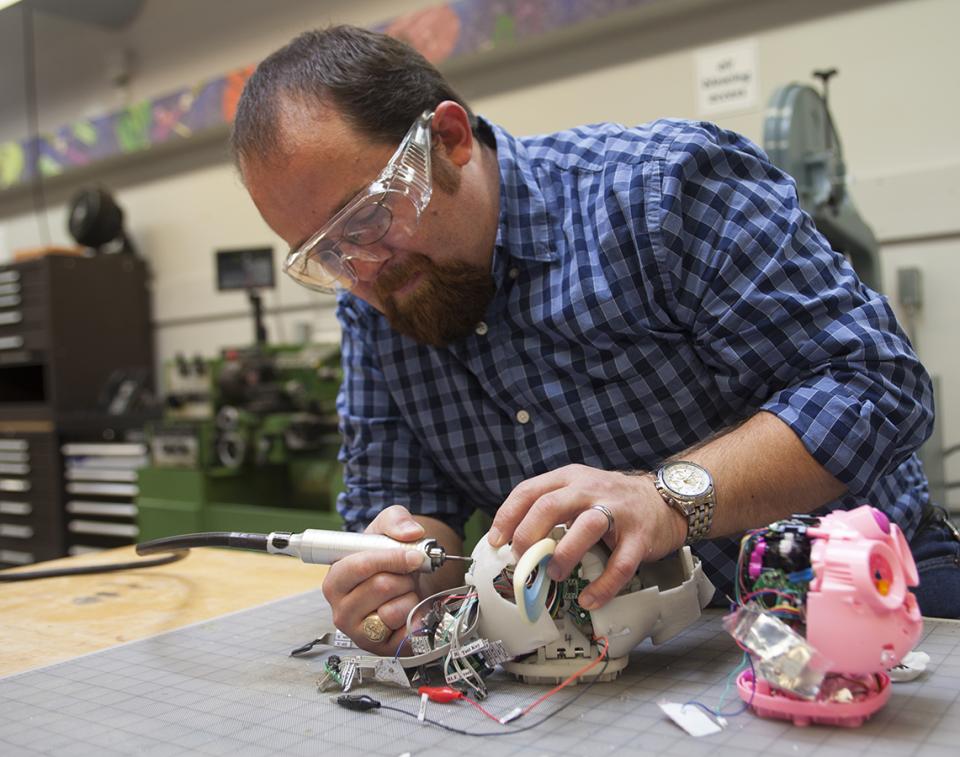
282,111,434,293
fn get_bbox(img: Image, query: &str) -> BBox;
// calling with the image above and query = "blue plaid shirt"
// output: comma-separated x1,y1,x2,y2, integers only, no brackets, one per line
335,117,934,594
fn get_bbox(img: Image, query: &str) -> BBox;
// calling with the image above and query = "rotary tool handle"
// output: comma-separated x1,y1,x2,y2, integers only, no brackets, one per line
268,529,438,572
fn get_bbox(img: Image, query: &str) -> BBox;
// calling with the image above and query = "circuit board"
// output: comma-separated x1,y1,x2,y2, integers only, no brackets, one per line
0,591,957,756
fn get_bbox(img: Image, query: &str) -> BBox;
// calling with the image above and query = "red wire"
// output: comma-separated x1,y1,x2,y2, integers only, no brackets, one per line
519,636,610,717
442,592,479,603
462,696,503,723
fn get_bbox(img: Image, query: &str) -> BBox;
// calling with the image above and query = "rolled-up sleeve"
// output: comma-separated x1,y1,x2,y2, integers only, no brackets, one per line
647,122,934,496
335,294,472,535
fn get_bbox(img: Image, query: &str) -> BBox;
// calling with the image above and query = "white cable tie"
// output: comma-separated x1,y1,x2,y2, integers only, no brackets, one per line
444,669,471,684
450,639,487,659
333,630,354,648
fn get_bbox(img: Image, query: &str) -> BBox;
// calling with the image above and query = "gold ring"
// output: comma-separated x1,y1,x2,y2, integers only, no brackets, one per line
590,504,615,536
361,613,390,643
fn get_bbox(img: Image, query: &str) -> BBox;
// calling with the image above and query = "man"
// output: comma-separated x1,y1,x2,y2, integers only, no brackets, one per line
231,26,958,653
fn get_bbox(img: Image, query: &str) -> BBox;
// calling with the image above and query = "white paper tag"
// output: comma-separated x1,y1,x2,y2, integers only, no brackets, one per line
659,701,726,737
499,706,524,725
889,650,930,682
417,692,428,723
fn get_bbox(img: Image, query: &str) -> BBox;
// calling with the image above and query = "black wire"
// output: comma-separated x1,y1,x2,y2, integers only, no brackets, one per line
136,531,269,556
942,444,960,459
21,3,51,246
0,550,187,582
1,530,270,582
368,656,609,737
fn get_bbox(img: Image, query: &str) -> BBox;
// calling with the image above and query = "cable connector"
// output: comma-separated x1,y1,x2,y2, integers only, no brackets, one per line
336,694,381,712
417,686,464,703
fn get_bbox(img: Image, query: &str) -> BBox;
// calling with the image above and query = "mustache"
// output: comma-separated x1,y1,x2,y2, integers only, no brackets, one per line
373,255,431,298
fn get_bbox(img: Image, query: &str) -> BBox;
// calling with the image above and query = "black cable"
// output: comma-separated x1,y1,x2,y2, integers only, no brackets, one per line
0,550,187,582
942,444,960,460
135,531,269,556
21,3,51,246
0,530,270,582
337,655,610,737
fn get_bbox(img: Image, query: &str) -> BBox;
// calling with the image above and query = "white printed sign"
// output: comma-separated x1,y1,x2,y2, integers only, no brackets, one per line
695,39,759,116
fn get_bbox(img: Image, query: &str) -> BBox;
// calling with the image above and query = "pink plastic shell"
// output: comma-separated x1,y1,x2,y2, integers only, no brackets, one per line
805,506,923,673
736,669,891,728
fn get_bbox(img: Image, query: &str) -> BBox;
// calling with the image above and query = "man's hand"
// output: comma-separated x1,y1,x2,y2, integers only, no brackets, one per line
487,464,687,610
321,505,426,655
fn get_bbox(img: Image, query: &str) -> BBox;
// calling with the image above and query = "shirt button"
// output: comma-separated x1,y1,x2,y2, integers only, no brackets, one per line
475,321,488,336
516,409,531,424
508,267,519,279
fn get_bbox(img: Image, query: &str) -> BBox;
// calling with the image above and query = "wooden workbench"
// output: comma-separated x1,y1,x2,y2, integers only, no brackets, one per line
0,547,328,677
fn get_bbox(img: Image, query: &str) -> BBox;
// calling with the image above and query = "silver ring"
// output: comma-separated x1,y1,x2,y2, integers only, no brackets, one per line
590,504,615,536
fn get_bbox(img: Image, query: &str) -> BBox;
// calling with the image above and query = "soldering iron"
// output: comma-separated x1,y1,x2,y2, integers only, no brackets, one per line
135,529,472,572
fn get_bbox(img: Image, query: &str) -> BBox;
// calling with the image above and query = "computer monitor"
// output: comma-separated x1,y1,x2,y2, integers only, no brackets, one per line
215,247,275,291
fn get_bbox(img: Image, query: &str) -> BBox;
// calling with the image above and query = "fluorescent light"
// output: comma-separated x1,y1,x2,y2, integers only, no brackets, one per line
0,0,23,11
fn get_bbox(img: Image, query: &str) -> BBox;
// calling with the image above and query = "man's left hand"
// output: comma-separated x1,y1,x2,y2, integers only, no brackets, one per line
487,464,687,610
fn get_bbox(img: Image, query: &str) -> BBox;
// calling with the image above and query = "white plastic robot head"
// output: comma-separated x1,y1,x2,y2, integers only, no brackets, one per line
465,527,714,681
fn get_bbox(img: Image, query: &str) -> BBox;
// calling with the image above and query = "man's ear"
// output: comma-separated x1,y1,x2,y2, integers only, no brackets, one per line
432,100,474,167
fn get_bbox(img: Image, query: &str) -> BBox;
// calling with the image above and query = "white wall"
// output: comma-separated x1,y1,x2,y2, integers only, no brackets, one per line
1,0,957,502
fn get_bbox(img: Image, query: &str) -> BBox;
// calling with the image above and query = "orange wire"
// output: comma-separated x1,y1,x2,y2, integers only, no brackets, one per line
520,636,610,717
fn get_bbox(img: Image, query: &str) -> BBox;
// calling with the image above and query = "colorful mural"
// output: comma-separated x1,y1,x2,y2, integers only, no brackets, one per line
0,0,657,191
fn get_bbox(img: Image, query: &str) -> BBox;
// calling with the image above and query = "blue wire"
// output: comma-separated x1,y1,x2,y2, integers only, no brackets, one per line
394,629,426,660
684,652,757,719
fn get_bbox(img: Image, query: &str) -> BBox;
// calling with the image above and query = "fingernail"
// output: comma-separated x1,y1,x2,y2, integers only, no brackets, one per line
400,521,424,536
405,551,423,570
579,593,596,610
547,562,563,581
487,527,502,547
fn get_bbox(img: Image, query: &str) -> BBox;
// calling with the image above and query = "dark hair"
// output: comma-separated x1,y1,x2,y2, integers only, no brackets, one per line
231,25,478,166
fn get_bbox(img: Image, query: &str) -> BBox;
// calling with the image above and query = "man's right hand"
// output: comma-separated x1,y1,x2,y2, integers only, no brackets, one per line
321,505,426,655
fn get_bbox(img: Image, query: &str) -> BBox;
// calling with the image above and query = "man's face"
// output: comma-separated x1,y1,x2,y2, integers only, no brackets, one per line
243,104,495,347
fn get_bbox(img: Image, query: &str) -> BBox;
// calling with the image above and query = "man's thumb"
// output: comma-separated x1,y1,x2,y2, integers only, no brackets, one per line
389,516,425,541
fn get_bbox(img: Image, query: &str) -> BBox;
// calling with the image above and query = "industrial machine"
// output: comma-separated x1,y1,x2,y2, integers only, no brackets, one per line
136,248,344,539
763,69,880,292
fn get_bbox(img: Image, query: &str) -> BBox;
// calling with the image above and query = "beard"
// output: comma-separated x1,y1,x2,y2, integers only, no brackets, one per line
374,252,494,347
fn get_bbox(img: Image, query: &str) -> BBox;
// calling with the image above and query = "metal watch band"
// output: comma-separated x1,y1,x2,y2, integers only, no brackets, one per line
684,499,714,545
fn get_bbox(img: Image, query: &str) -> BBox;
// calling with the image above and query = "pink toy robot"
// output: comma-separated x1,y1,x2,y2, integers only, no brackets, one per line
729,505,922,727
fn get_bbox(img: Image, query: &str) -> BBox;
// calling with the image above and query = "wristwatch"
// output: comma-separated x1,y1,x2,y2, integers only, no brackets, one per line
654,461,716,545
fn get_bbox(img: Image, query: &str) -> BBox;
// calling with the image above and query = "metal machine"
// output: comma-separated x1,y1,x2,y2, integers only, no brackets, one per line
137,248,345,539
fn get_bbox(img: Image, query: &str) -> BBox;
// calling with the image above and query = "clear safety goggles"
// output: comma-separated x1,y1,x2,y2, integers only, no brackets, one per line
282,110,435,294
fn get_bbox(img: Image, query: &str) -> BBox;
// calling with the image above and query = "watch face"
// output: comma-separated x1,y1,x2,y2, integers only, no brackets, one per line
663,462,710,497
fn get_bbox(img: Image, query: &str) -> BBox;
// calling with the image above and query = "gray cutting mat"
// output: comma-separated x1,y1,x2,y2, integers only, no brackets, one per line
1,591,958,757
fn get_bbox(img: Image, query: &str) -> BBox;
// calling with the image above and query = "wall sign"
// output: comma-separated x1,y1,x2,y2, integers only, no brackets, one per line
695,38,759,116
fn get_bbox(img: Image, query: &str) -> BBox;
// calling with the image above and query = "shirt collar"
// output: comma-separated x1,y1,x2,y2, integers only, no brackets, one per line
485,117,557,263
